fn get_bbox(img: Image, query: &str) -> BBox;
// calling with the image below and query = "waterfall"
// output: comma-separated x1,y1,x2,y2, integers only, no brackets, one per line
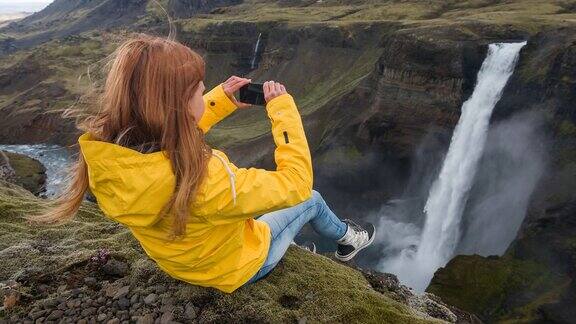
251,33,262,69
381,42,527,291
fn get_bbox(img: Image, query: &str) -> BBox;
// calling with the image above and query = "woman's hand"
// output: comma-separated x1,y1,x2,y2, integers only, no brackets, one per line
263,81,288,103
222,76,252,109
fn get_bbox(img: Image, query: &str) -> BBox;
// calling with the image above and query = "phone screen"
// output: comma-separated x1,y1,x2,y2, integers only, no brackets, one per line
239,83,265,106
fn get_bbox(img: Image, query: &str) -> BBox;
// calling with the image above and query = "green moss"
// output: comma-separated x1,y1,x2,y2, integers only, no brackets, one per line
558,120,576,137
427,255,567,322
2,152,46,195
0,183,438,323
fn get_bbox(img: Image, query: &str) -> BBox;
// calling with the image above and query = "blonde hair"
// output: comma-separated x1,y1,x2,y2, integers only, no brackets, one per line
32,34,210,237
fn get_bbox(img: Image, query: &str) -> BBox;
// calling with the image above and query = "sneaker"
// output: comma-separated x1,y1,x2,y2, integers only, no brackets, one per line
335,219,376,262
291,241,317,254
300,241,317,254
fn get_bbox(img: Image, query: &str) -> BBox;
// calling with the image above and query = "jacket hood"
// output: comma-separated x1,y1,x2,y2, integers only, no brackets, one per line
78,133,176,227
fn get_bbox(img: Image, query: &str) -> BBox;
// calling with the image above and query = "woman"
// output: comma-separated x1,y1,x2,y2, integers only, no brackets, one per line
36,34,375,293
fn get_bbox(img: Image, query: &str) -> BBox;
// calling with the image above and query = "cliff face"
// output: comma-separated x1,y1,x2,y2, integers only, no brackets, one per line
427,28,576,323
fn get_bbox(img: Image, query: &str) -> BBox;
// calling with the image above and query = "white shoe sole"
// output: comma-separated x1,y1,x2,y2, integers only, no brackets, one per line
334,227,376,262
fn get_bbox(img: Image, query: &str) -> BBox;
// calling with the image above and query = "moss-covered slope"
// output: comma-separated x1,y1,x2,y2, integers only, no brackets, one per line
0,183,450,323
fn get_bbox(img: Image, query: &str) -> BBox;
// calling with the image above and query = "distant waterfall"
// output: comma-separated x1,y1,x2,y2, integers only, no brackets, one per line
251,33,262,69
383,42,527,291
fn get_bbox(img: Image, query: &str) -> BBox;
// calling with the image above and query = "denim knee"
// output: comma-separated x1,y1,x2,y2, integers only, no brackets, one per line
311,190,323,203
310,190,328,209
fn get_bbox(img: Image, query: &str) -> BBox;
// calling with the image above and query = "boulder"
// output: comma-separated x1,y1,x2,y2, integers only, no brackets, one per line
0,151,46,196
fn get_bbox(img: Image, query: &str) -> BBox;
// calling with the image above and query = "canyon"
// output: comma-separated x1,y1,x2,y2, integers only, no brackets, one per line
0,0,575,322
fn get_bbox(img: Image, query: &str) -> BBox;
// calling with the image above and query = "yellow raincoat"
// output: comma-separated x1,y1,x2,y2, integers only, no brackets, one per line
78,84,313,293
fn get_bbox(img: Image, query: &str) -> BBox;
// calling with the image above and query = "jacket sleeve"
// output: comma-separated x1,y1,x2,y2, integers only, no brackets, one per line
198,83,238,133
199,93,313,225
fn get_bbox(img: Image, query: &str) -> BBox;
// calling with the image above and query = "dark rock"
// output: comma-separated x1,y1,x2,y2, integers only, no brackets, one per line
113,285,130,300
118,297,130,310
153,285,167,294
130,293,139,304
159,312,172,324
117,310,129,321
363,270,459,322
143,293,157,305
80,307,96,317
46,309,64,320
70,288,81,297
43,298,58,309
183,303,196,320
134,314,154,324
28,309,46,320
65,300,75,309
102,260,129,277
84,277,97,286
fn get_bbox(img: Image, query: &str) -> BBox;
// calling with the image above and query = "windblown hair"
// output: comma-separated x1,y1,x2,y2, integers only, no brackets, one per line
32,34,210,237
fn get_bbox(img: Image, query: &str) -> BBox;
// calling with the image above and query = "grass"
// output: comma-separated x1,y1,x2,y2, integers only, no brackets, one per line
170,0,576,30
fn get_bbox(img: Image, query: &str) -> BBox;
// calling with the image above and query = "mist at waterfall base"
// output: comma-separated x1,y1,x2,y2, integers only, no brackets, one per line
367,42,547,291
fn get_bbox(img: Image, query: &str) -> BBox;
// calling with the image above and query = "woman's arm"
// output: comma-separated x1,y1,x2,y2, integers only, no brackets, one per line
198,84,237,133
198,76,251,133
198,86,313,225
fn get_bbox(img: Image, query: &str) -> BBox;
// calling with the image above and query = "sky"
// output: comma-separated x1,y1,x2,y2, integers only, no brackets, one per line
0,1,52,3
0,0,52,13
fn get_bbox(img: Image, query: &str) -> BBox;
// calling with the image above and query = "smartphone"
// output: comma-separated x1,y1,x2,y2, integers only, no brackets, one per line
239,83,265,106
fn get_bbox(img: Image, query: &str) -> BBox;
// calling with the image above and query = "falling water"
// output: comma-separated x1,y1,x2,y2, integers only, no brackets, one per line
382,42,527,291
251,33,262,69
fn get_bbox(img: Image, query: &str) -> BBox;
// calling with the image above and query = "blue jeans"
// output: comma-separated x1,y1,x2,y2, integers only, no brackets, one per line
245,190,347,284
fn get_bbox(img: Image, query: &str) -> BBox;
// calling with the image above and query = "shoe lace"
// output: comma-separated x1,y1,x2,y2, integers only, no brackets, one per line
344,219,368,245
